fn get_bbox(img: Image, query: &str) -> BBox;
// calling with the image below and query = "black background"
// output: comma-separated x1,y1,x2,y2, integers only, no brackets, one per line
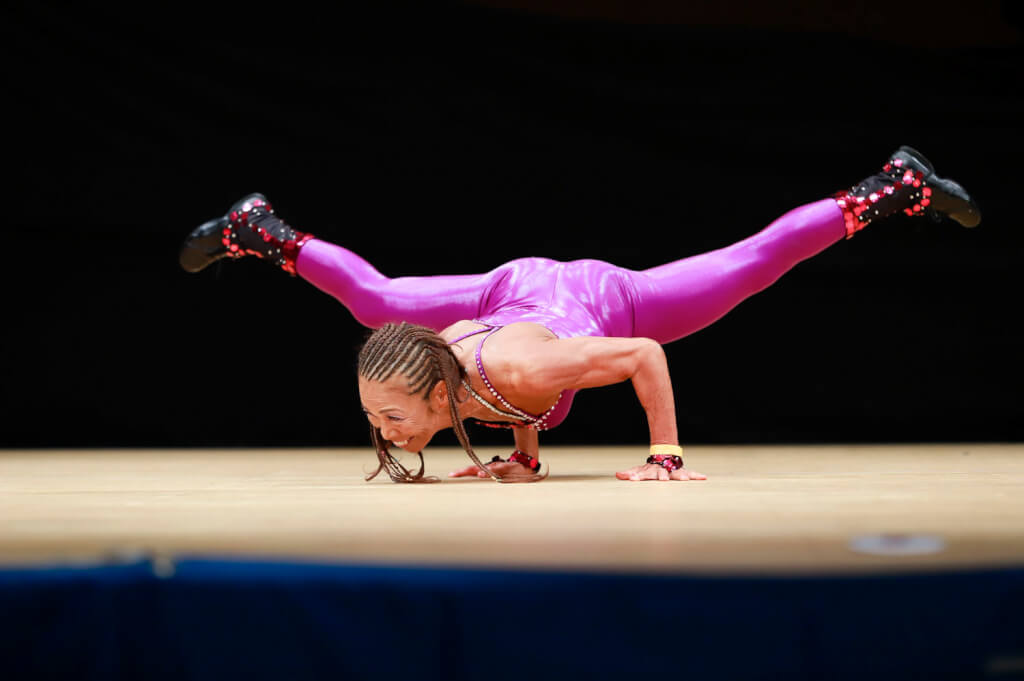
5,1,1023,449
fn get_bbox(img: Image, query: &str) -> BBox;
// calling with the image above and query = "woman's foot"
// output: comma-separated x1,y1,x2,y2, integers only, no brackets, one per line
835,145,981,238
179,194,313,275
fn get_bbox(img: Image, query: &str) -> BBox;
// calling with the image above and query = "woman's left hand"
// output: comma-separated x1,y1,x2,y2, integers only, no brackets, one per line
615,463,707,481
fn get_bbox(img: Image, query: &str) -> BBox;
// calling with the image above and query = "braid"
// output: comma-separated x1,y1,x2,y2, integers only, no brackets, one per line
358,322,501,483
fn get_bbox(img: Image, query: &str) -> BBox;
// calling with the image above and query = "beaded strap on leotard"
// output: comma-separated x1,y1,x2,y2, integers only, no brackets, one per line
461,379,522,421
449,324,562,431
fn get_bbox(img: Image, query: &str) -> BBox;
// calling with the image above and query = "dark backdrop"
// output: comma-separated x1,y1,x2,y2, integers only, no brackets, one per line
5,1,1022,448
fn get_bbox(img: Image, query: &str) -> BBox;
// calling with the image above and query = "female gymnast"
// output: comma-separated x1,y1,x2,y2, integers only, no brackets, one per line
180,145,980,483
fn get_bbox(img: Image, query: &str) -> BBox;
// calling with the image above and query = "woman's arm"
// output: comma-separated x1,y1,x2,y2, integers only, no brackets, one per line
508,334,706,481
512,336,678,446
513,426,539,457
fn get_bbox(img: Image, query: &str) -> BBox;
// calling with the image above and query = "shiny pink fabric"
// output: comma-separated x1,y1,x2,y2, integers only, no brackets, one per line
296,198,846,428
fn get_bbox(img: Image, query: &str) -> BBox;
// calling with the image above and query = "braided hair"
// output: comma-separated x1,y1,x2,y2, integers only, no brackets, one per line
357,322,500,483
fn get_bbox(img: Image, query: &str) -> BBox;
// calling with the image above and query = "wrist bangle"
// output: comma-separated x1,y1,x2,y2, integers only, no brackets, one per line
647,445,684,472
508,449,541,473
492,450,541,473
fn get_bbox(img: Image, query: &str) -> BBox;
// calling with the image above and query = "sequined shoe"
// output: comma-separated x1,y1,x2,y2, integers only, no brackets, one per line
834,145,981,239
178,194,314,275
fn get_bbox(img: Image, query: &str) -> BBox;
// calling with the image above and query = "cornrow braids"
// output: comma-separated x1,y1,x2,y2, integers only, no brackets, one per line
358,322,501,483
366,423,434,483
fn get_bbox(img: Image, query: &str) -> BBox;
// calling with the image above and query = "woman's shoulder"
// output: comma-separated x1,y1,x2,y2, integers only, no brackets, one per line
484,323,559,375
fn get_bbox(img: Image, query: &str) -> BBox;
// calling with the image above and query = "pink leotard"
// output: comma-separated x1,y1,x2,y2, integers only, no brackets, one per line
295,198,847,429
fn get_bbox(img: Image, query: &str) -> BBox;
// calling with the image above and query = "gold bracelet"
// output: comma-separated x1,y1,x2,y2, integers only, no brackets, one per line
649,444,683,457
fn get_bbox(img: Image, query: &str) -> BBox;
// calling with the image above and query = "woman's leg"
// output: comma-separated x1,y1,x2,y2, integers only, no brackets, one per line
630,198,846,344
179,195,499,331
296,239,496,331
628,145,980,345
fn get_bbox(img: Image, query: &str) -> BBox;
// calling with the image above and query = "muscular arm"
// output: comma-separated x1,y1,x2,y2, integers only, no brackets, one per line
514,335,708,481
512,336,679,446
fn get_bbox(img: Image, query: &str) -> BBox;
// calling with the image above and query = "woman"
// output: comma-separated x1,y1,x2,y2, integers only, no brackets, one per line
180,145,980,483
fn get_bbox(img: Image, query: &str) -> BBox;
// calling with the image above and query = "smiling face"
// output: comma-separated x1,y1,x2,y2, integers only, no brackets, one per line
356,322,492,483
358,373,452,453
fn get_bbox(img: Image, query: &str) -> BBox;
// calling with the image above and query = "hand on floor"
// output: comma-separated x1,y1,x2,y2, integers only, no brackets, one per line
448,460,539,481
615,463,707,481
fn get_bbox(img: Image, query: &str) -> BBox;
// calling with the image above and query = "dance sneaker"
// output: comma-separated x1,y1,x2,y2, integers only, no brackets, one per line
179,194,313,275
834,145,981,239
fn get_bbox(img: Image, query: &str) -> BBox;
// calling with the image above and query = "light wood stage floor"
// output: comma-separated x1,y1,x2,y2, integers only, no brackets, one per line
2,444,1022,575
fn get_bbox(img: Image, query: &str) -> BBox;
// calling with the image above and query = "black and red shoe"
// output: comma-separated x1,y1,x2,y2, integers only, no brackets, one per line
179,194,313,275
835,145,981,239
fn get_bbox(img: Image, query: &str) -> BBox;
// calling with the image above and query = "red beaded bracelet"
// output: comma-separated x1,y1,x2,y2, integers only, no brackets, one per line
646,454,684,472
490,450,541,473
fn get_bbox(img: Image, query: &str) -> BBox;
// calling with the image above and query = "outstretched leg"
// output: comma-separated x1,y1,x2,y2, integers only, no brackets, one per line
184,192,503,329
179,194,498,331
630,146,980,345
295,239,497,331
631,198,844,344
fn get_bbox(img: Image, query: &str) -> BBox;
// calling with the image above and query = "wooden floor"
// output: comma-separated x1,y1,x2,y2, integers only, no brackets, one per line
2,444,1023,575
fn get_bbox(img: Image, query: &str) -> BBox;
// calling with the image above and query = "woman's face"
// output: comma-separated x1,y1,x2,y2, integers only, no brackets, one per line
358,374,449,453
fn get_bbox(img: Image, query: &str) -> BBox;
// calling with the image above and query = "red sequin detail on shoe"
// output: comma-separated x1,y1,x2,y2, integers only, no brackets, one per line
281,233,314,275
833,195,861,239
834,154,936,239
224,204,313,275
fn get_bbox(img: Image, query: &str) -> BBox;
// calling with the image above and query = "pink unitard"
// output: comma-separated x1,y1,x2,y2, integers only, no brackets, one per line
296,198,846,426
